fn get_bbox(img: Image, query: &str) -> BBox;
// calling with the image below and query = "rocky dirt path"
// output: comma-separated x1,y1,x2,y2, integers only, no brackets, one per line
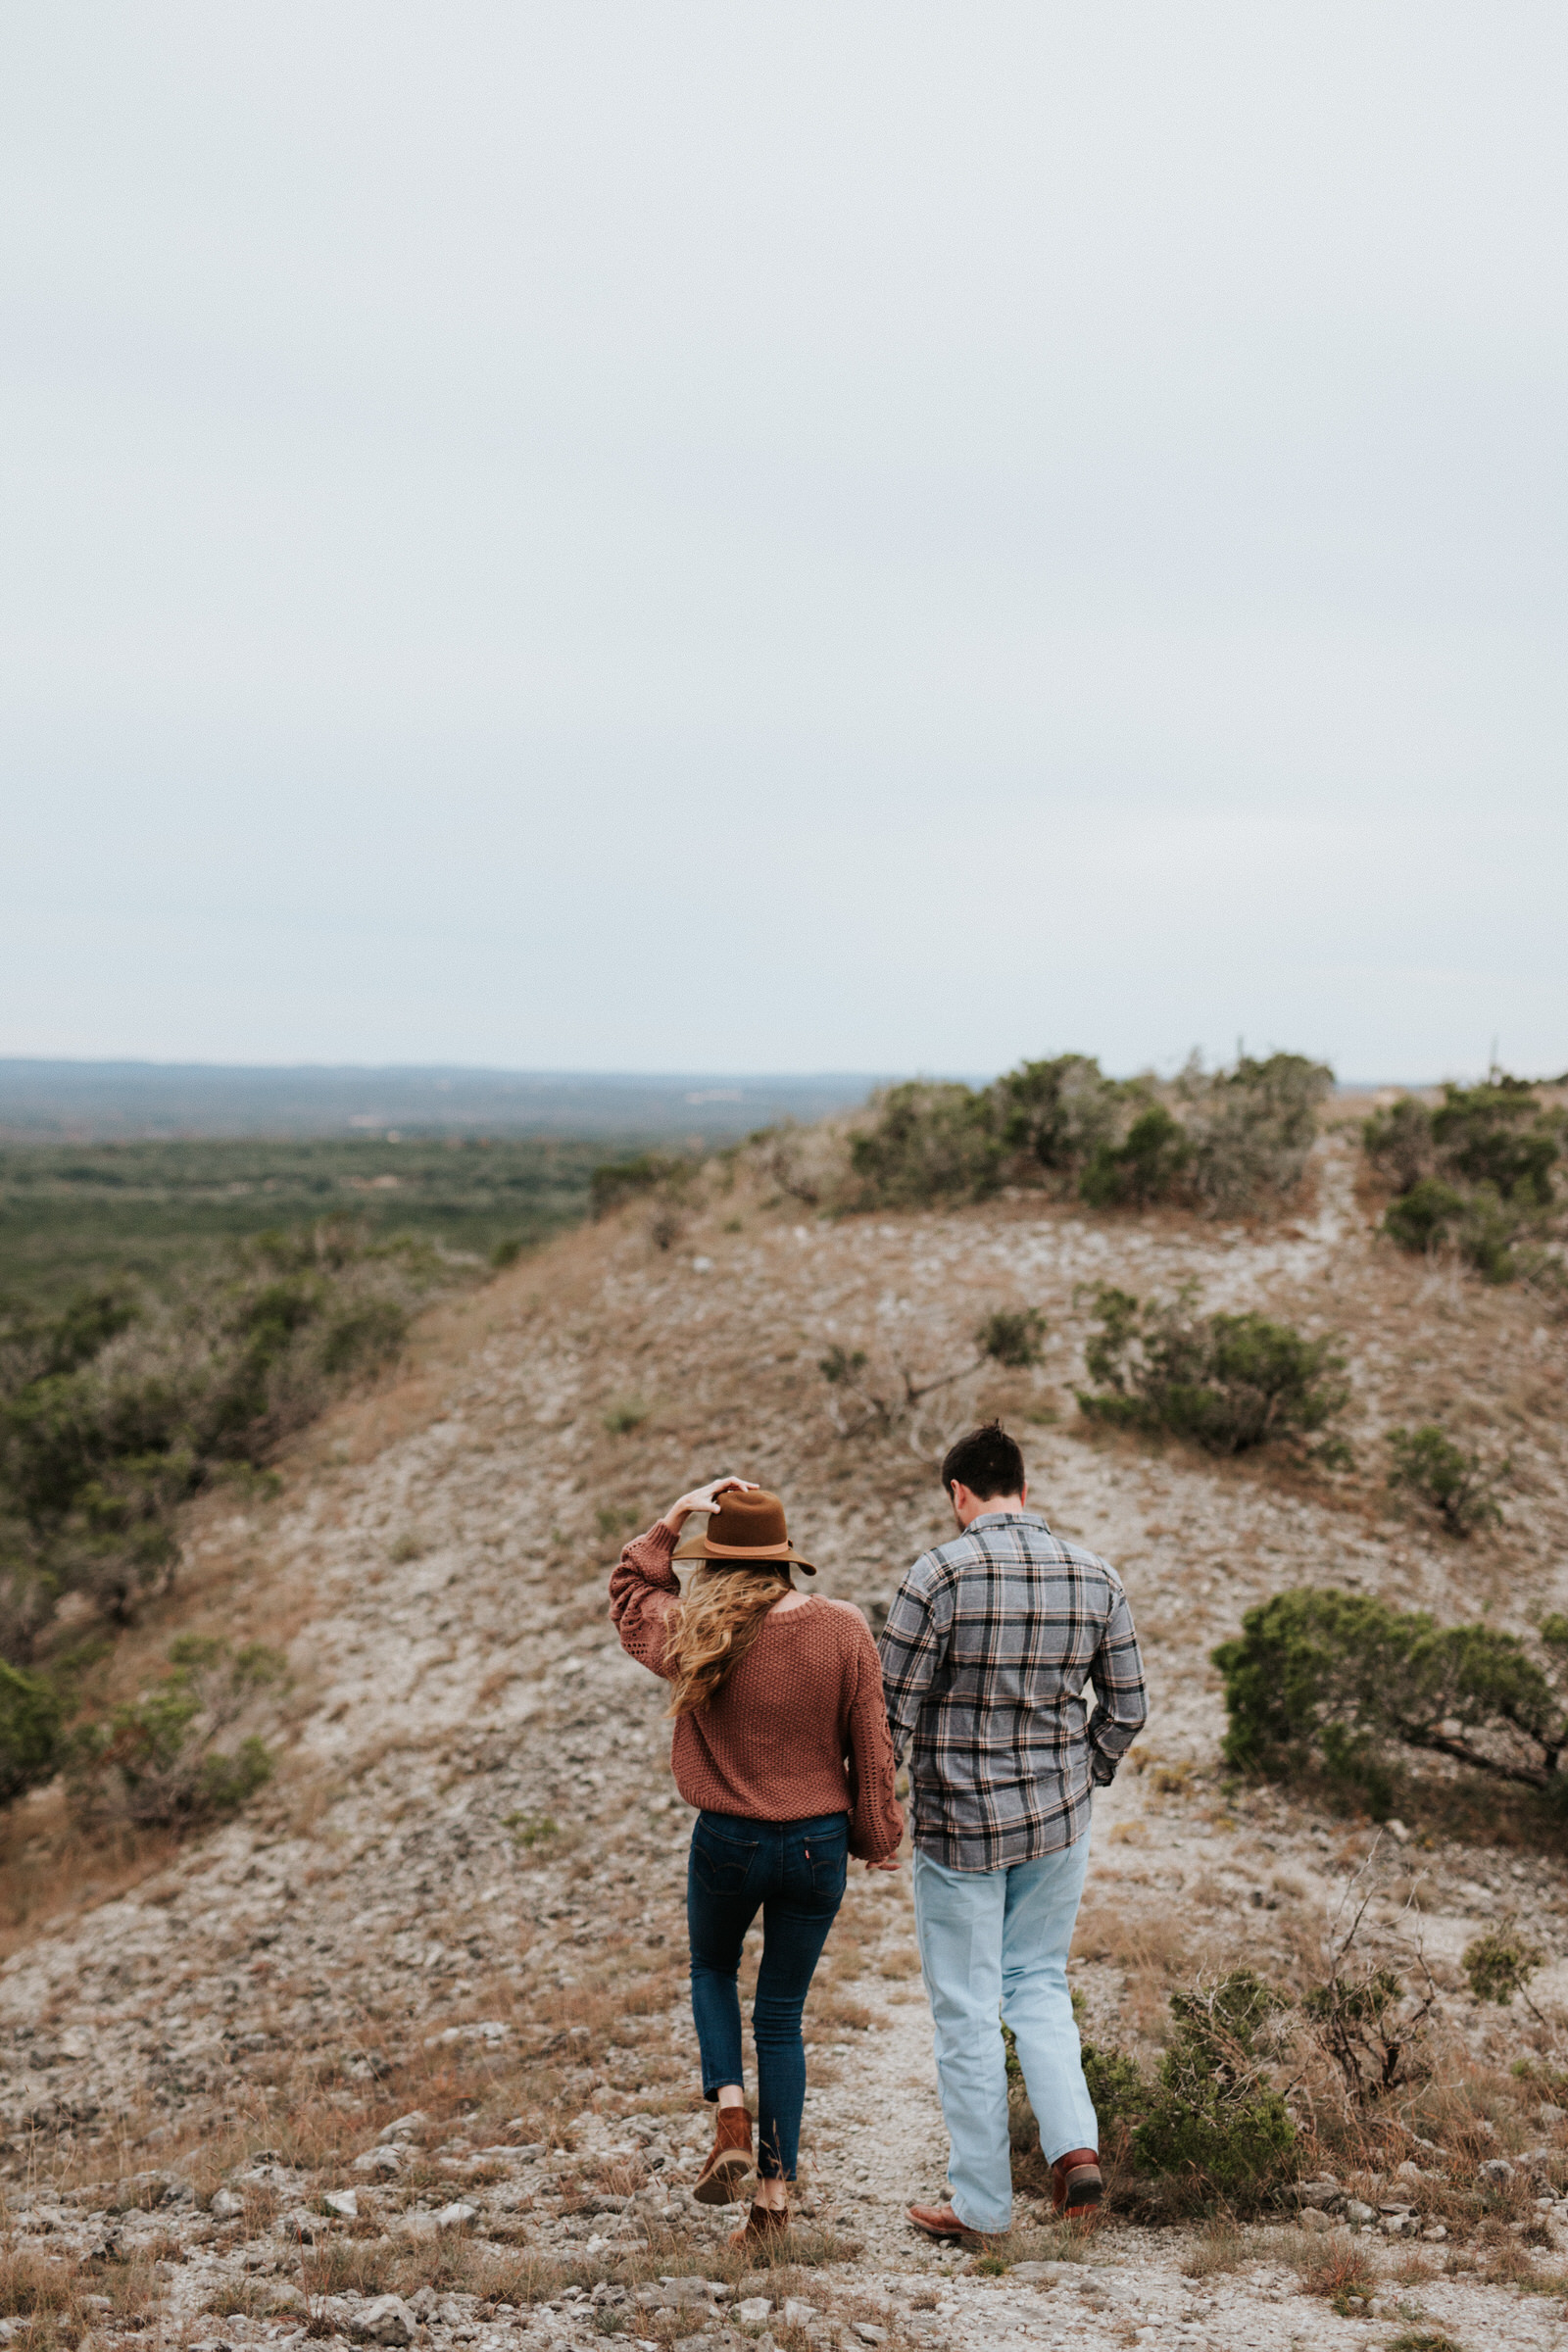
1,1143,1566,2352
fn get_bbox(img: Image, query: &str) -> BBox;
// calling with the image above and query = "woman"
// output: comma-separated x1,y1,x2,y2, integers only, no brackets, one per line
611,1475,904,2245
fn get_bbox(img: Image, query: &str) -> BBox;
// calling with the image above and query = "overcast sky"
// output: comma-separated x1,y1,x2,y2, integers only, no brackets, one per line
2,6,1563,1083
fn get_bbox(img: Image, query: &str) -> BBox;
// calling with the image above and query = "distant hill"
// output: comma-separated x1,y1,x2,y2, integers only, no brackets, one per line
0,1061,897,1142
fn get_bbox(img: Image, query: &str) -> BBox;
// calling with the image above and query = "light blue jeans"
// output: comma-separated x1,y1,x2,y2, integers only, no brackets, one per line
912,1829,1098,2233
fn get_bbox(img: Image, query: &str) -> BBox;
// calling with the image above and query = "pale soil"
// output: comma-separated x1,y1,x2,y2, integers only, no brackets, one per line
1,1135,1566,2352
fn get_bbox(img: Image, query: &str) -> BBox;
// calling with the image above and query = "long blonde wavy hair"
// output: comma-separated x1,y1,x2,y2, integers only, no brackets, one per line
665,1564,794,1718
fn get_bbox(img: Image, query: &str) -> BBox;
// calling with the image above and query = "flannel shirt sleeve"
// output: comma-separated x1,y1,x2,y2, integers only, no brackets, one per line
877,1559,954,1764
1086,1580,1148,1785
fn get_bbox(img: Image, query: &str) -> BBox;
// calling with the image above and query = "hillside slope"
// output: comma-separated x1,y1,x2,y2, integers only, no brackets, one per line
0,1133,1565,2352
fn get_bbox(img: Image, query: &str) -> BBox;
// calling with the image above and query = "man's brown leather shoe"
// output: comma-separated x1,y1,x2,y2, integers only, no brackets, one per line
693,2104,755,2206
906,2201,999,2242
1051,2148,1103,2218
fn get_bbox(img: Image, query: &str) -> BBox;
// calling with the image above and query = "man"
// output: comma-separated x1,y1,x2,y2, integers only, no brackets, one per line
879,1420,1147,2240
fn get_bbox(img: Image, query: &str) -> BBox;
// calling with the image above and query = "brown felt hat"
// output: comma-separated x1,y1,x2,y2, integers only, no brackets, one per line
672,1486,816,1574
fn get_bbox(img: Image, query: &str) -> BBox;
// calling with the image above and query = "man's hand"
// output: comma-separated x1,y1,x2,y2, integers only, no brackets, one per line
862,1856,903,1874
661,1477,758,1537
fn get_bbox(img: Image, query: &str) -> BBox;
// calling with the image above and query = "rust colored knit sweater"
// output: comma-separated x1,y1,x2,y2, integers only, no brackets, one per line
609,1523,904,1863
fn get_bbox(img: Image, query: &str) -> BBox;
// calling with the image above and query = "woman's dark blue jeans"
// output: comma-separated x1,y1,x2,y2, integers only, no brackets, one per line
687,1809,849,2180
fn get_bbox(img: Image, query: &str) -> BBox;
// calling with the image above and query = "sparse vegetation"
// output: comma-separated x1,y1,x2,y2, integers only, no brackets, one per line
0,1222,450,1689
1133,1971,1298,2202
1300,2239,1378,2314
590,1154,692,1219
1366,1075,1563,1282
0,1655,65,1804
974,1307,1048,1369
1079,1102,1190,1207
1215,1589,1568,1811
1387,1425,1509,1537
1076,1284,1348,1457
1462,1925,1545,2009
1303,1872,1437,2106
847,1082,1004,1207
1080,2039,1148,2128
846,1051,1332,1217
65,1635,287,1828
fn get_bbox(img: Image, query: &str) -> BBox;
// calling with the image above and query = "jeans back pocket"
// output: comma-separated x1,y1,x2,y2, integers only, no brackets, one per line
693,1820,760,1894
804,1825,848,1897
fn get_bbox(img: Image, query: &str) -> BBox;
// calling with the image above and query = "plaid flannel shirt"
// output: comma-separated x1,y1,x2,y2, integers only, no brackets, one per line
878,1510,1148,1873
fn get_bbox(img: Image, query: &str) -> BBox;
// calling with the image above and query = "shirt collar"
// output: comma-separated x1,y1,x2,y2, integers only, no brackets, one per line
966,1509,1050,1533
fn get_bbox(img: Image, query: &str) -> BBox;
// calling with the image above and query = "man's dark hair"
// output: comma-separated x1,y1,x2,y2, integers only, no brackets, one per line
940,1421,1025,1501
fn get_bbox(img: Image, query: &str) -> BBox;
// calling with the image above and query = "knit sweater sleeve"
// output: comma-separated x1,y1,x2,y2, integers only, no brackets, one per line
608,1521,680,1680
841,1613,906,1863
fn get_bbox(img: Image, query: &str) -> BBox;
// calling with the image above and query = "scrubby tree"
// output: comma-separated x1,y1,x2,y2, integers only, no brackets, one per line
848,1083,1003,1207
1463,1926,1546,2010
1366,1075,1562,1283
1387,1424,1508,1537
1077,1285,1349,1457
1214,1588,1566,1813
1134,1971,1298,2200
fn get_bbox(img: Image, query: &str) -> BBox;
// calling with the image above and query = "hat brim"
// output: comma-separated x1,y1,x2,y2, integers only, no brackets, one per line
672,1537,816,1576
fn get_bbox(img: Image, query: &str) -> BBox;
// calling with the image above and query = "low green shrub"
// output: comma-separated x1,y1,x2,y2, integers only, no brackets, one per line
1361,1095,1438,1193
1463,1926,1545,2007
1214,1588,1566,1811
1079,1105,1190,1208
0,1658,64,1805
66,1636,286,1830
1076,1285,1348,1456
1383,1177,1529,1281
1387,1424,1508,1536
589,1153,685,1217
1434,1076,1561,1202
992,1054,1126,1181
1368,1075,1562,1282
319,1297,408,1377
1176,1053,1333,1215
1081,2040,1148,2128
1381,1175,1469,1255
848,1083,1003,1207
1133,1971,1297,2202
975,1309,1047,1369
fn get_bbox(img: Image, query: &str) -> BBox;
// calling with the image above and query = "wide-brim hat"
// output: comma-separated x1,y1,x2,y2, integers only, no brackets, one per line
672,1486,816,1575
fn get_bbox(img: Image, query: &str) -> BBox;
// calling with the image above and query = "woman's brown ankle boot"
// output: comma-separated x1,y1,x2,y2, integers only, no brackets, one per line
694,2104,755,2206
728,2196,789,2248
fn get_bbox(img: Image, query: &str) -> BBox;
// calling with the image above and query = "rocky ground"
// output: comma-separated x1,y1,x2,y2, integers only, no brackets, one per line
0,1128,1565,2352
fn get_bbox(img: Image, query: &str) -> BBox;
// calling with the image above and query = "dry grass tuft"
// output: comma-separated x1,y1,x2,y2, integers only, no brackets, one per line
1176,2219,1313,2277
1300,2239,1378,2312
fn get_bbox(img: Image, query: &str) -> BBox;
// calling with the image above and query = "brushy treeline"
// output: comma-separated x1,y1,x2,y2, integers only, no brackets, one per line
844,1051,1332,1217
1365,1074,1565,1286
0,1221,466,1813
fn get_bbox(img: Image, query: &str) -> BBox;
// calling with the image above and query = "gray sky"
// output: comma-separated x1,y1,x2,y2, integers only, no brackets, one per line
3,5,1564,1083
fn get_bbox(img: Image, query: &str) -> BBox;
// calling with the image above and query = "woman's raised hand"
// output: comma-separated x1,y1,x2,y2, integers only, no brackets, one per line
661,1477,759,1536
